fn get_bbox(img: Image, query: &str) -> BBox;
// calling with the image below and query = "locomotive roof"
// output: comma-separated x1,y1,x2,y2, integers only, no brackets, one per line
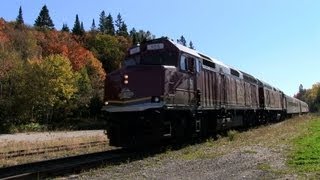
167,39,232,74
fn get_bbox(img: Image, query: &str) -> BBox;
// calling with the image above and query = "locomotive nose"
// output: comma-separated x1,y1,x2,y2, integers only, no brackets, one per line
105,65,164,105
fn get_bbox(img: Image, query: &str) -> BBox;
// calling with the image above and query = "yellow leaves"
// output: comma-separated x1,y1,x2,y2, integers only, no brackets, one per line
25,55,80,107
309,83,320,100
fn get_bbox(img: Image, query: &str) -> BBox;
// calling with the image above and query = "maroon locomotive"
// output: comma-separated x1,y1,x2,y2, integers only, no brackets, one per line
102,37,308,147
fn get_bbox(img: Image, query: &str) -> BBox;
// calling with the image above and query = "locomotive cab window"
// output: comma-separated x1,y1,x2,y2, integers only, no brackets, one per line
180,55,196,73
141,50,177,66
187,57,195,73
180,55,187,71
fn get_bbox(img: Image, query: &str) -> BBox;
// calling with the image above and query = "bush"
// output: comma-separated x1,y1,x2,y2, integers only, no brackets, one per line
227,130,238,141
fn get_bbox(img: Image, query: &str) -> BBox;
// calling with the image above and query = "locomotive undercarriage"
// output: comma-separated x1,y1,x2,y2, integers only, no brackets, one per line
105,107,286,147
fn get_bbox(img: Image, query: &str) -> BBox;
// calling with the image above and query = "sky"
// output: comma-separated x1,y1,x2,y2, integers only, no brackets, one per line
0,0,319,96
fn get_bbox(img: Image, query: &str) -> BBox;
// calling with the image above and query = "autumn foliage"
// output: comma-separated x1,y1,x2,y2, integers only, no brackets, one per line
0,18,131,131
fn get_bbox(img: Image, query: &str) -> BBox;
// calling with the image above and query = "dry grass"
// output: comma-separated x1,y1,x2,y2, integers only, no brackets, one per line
0,134,112,167
169,115,314,162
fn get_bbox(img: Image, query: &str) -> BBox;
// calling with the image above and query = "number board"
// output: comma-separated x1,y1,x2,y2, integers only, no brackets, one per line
147,43,164,50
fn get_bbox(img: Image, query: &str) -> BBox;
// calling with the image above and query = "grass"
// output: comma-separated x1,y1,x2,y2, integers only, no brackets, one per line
0,134,110,167
288,117,320,172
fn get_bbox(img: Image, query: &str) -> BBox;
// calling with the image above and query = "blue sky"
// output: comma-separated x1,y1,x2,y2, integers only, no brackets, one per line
1,0,319,96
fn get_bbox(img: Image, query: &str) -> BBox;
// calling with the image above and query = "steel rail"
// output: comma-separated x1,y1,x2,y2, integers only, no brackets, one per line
0,148,132,179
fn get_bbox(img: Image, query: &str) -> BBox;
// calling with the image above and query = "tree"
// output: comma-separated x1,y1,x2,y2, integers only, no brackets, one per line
115,13,122,33
119,23,128,37
34,5,55,30
72,14,83,36
87,34,130,72
91,19,96,32
22,55,80,123
189,41,195,49
299,84,304,93
177,35,187,46
80,22,85,34
129,28,155,44
16,6,24,27
115,13,128,36
61,23,70,32
105,14,115,35
129,28,138,44
98,10,106,33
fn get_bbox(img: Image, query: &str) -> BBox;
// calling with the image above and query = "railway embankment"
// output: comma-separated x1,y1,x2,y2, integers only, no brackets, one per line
1,115,319,179
77,115,320,179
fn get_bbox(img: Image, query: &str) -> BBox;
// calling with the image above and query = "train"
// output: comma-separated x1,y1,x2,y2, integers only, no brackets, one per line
102,37,309,147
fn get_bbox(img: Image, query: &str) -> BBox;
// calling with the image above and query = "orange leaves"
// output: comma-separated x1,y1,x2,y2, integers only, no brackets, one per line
0,18,9,44
38,31,90,71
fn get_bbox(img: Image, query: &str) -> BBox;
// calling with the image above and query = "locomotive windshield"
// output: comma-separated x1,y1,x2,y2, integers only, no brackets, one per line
123,51,177,67
141,51,177,66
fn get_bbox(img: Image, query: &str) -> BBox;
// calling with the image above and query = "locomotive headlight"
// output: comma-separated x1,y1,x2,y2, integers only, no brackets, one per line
151,96,160,103
123,74,129,84
104,101,108,105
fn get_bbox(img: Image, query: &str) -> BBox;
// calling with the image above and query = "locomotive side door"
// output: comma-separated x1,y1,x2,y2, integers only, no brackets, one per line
186,57,201,108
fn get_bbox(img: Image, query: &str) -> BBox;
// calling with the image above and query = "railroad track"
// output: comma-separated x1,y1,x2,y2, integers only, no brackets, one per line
0,141,108,159
0,148,134,179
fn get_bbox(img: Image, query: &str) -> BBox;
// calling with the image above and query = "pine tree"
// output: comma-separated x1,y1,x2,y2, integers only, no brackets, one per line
177,35,187,46
115,13,128,36
119,23,128,37
115,13,122,32
16,6,24,26
61,23,70,32
34,5,55,30
91,19,96,31
98,11,106,33
189,41,195,49
105,13,115,35
72,14,82,36
80,21,85,34
130,28,138,44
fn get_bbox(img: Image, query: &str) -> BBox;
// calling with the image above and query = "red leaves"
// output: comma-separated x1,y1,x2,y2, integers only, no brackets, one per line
37,31,91,71
0,19,9,44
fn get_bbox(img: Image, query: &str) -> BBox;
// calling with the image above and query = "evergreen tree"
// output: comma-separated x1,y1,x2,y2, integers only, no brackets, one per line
130,28,138,44
34,5,55,30
177,35,187,46
98,10,106,33
105,13,115,35
16,6,24,26
119,23,128,37
72,14,82,36
91,19,96,31
115,13,123,32
130,28,155,44
299,84,304,93
61,23,70,32
80,22,85,34
189,41,195,49
115,13,128,36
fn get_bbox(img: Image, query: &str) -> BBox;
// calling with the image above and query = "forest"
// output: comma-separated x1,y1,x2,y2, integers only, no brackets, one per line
0,5,318,133
0,5,160,132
